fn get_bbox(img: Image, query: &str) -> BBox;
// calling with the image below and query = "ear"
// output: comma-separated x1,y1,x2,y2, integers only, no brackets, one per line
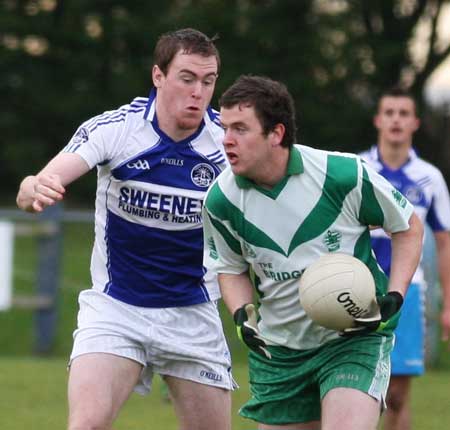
270,123,286,147
412,117,420,133
152,65,164,88
373,114,381,131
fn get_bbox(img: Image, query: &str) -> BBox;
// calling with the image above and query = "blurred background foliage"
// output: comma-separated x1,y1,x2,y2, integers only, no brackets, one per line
2,0,450,205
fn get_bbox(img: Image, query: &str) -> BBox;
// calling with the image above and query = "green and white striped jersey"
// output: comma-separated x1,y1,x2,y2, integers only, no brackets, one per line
203,145,414,350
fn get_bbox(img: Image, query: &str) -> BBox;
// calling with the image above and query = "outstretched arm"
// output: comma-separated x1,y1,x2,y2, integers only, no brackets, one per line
16,153,90,213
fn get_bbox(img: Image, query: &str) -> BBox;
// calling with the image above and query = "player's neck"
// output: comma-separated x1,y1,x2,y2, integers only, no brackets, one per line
155,104,199,142
253,149,290,189
378,140,411,169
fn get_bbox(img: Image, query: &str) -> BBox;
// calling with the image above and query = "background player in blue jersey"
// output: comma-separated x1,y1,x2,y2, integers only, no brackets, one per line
360,87,450,430
16,28,233,430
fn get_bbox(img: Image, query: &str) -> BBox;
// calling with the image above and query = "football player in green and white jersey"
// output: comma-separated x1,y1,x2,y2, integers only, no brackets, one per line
203,75,423,430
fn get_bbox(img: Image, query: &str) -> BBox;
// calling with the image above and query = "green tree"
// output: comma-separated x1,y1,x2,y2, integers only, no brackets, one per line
2,0,449,204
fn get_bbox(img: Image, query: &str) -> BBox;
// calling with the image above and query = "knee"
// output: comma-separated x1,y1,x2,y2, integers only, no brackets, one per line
68,411,113,430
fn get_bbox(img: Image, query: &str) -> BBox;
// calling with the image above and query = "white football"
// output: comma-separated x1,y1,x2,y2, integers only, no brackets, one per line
298,253,379,331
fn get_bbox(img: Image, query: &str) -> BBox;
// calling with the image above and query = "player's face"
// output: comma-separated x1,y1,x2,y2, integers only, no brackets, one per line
220,104,278,181
153,51,218,141
374,96,419,147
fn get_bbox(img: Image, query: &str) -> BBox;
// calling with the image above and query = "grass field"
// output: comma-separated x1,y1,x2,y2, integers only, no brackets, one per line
0,356,450,429
1,221,450,429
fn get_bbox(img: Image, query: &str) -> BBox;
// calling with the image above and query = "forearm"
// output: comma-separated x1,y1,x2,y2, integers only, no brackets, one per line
389,213,424,296
218,272,254,315
16,153,90,213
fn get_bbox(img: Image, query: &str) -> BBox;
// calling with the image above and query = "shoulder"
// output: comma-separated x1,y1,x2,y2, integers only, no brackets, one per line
358,146,377,161
204,168,236,212
409,154,442,176
204,107,225,144
406,154,447,188
298,144,359,162
298,144,361,183
80,97,148,135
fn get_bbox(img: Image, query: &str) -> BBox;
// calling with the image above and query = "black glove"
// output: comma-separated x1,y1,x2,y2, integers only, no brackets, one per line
342,291,403,335
233,304,271,359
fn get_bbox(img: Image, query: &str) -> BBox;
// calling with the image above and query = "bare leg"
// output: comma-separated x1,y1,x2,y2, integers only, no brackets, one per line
384,376,411,430
258,421,320,429
68,353,143,430
164,375,231,430
322,387,381,430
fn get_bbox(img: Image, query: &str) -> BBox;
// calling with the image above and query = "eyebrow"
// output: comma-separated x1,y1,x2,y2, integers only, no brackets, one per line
178,69,218,78
220,120,247,128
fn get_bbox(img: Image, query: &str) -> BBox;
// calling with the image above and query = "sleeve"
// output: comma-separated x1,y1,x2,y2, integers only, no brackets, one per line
426,169,450,232
61,110,125,169
202,185,249,275
358,160,414,233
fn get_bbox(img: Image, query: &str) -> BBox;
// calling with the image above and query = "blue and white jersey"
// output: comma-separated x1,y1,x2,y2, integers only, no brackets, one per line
63,89,227,307
360,145,450,284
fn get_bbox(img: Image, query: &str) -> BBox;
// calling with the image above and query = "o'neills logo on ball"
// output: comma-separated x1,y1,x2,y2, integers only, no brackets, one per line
337,292,370,318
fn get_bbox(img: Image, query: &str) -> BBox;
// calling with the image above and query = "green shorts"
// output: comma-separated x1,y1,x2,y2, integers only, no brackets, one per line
240,333,394,425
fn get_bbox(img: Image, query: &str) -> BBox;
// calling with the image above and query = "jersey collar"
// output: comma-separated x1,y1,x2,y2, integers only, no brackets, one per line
235,146,304,190
372,144,418,170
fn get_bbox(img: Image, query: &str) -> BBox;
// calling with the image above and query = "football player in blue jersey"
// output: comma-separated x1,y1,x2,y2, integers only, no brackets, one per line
16,28,233,430
360,87,450,430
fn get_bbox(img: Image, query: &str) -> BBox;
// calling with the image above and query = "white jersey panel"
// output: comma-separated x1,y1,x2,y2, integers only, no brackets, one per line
63,90,227,307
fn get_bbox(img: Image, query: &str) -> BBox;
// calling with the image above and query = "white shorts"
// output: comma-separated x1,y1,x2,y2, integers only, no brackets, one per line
70,289,235,395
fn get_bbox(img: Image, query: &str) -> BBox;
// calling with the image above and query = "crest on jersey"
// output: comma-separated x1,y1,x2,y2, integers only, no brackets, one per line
243,242,257,258
324,230,342,252
73,127,89,144
191,163,215,187
404,186,423,205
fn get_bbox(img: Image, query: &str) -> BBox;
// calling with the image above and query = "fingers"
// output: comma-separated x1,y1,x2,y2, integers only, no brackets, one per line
244,303,258,328
32,199,45,213
241,324,272,359
340,326,370,337
258,346,272,359
33,174,65,209
244,303,255,315
341,315,381,336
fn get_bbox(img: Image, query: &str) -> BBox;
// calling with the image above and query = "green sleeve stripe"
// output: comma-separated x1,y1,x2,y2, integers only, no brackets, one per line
359,165,385,226
208,214,243,256
353,229,388,296
288,154,358,254
206,181,285,255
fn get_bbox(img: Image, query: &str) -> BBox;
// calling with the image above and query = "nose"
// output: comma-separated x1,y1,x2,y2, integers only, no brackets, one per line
223,129,235,146
392,111,402,121
191,81,202,99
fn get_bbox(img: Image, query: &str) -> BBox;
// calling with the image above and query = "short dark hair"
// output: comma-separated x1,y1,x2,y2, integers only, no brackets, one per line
153,28,220,75
378,86,418,115
219,75,297,148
